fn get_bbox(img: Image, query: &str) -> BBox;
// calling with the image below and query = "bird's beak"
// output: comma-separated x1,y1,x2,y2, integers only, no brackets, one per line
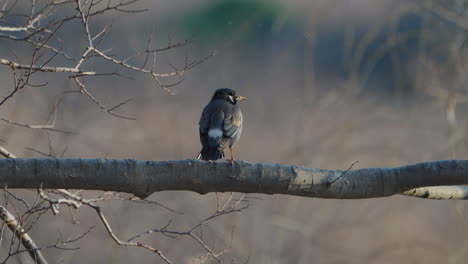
237,96,247,101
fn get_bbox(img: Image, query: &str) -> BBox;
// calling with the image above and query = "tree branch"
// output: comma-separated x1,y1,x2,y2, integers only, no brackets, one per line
0,159,467,200
403,186,468,199
0,205,48,264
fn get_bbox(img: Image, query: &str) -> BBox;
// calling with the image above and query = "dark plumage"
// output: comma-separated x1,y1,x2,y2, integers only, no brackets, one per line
197,88,247,161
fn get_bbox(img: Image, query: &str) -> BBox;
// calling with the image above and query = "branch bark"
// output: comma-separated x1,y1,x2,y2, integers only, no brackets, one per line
0,158,467,199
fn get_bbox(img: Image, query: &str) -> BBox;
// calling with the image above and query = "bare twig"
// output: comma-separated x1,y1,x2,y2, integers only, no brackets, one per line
0,205,48,264
0,117,72,134
328,160,359,184
0,145,16,158
54,189,173,263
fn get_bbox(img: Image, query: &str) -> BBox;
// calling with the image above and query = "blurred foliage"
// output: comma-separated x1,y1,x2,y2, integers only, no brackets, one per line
174,0,468,97
441,0,468,15
182,0,300,48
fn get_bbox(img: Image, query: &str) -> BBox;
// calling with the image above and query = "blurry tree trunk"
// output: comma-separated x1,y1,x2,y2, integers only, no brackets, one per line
1,158,468,200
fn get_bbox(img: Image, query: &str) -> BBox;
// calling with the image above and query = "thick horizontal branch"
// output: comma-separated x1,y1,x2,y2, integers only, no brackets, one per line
0,159,467,199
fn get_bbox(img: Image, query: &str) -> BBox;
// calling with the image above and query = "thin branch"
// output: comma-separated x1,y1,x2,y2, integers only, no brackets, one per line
0,117,72,134
73,77,136,120
0,205,48,264
53,189,173,263
0,145,16,158
0,58,95,75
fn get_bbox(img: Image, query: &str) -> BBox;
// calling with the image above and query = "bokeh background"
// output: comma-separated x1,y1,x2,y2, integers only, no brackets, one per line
2,0,468,263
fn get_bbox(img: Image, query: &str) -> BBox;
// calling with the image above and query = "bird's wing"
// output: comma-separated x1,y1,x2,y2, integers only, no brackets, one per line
223,107,242,140
199,106,211,147
200,103,227,149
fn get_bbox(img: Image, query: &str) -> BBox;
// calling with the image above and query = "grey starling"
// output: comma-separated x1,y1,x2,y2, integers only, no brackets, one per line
197,88,247,161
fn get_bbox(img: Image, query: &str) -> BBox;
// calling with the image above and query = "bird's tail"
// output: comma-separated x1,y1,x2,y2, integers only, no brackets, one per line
197,147,224,161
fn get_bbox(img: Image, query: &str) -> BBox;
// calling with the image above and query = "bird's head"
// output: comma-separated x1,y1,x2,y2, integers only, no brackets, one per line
212,88,247,104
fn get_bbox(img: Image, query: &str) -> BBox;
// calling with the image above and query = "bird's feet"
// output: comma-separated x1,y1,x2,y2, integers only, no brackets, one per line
227,147,235,165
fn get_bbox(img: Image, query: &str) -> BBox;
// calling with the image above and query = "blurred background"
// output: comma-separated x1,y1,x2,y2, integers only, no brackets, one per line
1,0,468,263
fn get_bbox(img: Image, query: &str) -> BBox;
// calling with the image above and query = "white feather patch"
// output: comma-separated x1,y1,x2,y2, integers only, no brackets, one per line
208,128,223,138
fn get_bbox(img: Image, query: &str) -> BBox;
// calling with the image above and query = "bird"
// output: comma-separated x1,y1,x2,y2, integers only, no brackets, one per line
197,88,247,161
